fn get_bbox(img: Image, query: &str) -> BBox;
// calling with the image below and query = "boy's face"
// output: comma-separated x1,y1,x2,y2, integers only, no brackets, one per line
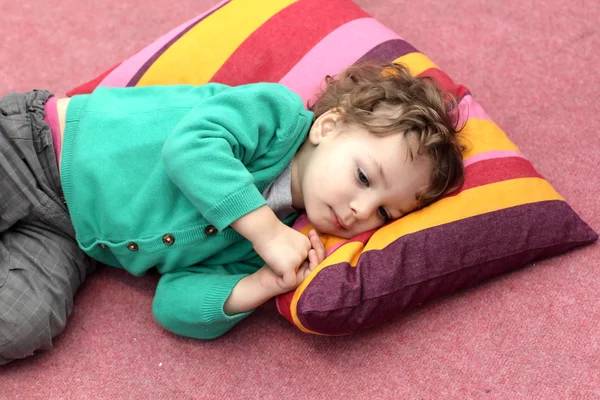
291,110,433,239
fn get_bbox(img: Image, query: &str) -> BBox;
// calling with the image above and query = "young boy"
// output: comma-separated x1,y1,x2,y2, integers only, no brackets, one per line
0,62,464,364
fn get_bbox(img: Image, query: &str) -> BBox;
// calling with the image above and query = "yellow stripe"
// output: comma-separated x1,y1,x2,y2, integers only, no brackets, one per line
290,241,364,334
460,118,520,159
290,177,563,333
393,57,520,159
137,0,297,86
390,57,521,160
364,177,563,253
394,52,438,76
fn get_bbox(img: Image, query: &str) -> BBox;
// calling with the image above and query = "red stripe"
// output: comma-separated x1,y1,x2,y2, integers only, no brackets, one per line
449,156,543,197
418,67,469,100
67,62,121,96
210,0,368,85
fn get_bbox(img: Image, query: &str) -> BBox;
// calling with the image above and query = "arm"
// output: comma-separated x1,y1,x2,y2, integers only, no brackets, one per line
162,84,312,287
224,230,326,315
231,204,311,289
162,83,310,231
223,266,282,315
229,204,282,245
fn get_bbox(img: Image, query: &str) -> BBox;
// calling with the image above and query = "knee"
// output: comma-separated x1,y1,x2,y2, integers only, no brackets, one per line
0,266,63,365
0,307,54,365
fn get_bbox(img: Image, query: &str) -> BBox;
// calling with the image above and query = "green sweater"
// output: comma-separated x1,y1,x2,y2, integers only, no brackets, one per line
61,83,313,338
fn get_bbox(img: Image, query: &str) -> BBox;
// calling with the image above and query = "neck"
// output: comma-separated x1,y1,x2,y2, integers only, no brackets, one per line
290,140,314,210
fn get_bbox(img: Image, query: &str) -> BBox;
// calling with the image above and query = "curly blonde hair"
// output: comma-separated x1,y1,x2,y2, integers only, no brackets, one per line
310,62,465,209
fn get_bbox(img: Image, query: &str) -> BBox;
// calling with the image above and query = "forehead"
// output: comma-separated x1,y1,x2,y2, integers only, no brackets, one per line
364,131,431,171
361,132,433,201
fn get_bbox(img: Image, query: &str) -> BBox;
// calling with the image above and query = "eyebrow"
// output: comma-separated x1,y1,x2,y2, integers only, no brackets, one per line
368,153,409,217
369,153,390,191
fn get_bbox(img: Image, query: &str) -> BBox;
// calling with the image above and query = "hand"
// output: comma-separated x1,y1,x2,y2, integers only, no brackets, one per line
258,229,326,294
296,229,326,283
252,222,311,289
224,230,327,316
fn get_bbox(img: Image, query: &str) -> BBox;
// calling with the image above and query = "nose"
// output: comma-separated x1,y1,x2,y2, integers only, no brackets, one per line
349,196,378,222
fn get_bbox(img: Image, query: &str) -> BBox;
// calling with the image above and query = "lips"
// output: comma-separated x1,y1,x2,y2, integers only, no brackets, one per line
330,208,348,230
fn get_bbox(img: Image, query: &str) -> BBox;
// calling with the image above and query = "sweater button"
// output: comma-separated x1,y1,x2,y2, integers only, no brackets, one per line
204,225,217,236
162,233,175,246
126,242,139,251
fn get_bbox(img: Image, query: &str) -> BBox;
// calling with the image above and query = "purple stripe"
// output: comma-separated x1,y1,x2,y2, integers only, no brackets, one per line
356,38,418,64
296,200,598,335
127,0,231,87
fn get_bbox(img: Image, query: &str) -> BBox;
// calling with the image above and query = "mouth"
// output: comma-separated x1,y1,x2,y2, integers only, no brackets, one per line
329,208,348,230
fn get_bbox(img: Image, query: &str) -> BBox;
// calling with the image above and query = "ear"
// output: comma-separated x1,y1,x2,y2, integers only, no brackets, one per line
308,109,343,145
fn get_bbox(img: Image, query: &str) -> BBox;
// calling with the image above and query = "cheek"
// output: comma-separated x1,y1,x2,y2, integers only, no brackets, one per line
306,150,354,202
329,181,350,199
306,157,335,191
314,170,351,202
359,215,384,230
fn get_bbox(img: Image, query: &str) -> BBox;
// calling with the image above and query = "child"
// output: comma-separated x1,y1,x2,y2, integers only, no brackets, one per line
0,62,464,364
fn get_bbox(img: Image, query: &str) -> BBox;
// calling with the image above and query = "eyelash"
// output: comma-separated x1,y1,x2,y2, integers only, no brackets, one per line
356,168,391,222
357,168,370,187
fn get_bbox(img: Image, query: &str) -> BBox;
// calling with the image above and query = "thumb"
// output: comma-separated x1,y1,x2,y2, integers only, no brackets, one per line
281,271,297,289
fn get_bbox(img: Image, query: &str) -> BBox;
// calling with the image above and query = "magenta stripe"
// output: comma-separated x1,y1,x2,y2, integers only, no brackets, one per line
456,94,490,127
99,0,231,88
279,18,402,103
295,201,598,335
463,150,527,168
357,39,418,63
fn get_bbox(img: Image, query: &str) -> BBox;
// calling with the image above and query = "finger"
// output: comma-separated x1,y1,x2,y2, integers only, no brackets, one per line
308,249,319,270
282,271,297,289
277,274,295,290
302,233,312,252
297,260,310,282
309,230,326,263
276,275,286,289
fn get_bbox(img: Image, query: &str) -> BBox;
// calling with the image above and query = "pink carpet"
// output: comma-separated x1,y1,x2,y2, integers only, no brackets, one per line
1,0,599,398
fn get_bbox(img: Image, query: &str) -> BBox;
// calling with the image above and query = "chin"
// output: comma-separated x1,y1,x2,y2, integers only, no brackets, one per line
316,221,354,239
336,230,355,239
304,209,330,235
305,206,354,238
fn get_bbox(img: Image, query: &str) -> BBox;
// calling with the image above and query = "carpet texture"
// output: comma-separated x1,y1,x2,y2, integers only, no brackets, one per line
0,0,598,398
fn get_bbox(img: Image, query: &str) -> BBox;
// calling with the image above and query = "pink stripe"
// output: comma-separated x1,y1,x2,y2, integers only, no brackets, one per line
279,18,402,103
293,213,311,231
324,230,375,257
292,214,354,257
456,95,490,127
463,150,527,168
292,214,342,256
99,0,230,88
293,214,376,258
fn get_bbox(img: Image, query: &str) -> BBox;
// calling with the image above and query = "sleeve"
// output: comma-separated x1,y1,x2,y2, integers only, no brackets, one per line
161,83,306,231
152,262,259,340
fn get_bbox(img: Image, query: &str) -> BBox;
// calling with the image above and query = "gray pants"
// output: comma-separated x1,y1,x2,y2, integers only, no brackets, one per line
0,90,95,365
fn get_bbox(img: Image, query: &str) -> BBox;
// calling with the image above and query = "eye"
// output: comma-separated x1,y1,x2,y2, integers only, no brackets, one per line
377,206,391,222
356,168,370,187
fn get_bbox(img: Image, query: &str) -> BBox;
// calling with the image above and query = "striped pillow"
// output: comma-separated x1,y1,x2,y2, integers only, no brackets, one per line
69,0,598,335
